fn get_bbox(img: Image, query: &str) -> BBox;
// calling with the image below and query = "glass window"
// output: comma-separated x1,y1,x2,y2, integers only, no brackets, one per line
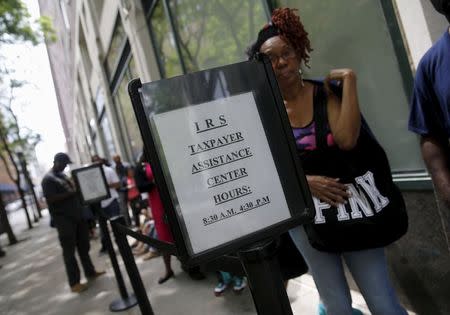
95,87,106,116
113,56,143,161
168,0,268,72
105,16,128,79
100,114,116,157
150,1,183,78
79,25,92,78
92,132,103,156
278,0,424,174
149,0,269,77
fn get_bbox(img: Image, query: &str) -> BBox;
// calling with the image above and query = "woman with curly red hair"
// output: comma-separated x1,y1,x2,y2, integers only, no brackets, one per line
248,8,407,315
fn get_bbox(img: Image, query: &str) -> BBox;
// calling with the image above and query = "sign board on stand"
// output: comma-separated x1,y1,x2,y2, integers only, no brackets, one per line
128,58,315,266
72,163,110,205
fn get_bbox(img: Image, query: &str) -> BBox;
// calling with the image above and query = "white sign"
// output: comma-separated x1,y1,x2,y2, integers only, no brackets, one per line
152,92,291,254
76,167,108,202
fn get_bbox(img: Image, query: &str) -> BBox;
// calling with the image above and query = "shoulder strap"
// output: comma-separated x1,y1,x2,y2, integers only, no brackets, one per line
313,84,329,150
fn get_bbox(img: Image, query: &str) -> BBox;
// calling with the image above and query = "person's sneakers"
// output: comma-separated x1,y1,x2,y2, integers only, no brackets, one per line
87,270,106,281
70,282,88,293
232,277,247,293
318,303,364,315
214,281,229,296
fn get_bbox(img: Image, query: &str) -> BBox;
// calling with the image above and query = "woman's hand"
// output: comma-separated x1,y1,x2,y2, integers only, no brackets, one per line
324,68,356,95
306,175,350,207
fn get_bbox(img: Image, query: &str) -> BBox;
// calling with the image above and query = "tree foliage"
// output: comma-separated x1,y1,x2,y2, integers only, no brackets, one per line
151,0,268,77
0,0,56,44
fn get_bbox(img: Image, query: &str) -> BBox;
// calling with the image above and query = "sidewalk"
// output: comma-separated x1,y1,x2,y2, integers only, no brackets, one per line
0,209,381,315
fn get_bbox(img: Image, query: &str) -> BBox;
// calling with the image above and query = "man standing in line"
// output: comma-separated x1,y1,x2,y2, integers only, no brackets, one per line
91,155,121,254
112,154,131,225
409,1,450,239
41,153,105,293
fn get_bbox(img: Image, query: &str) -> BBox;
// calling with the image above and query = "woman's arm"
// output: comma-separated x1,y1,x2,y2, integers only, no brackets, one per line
325,69,361,150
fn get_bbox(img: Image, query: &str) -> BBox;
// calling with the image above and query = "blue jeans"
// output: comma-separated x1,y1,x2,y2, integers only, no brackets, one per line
289,227,407,315
100,199,121,249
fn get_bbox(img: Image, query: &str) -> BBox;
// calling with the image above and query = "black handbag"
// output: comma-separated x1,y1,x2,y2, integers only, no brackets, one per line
300,84,408,252
134,163,155,193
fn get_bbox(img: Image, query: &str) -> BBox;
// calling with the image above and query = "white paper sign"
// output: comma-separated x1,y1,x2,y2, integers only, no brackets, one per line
152,92,291,254
76,167,108,202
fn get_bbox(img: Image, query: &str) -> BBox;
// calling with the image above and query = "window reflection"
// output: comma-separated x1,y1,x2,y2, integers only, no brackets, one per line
149,0,268,77
113,57,143,162
100,114,116,157
150,1,183,78
170,0,266,71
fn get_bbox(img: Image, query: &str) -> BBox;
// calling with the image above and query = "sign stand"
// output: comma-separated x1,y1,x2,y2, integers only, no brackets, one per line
110,216,155,315
94,204,138,312
72,164,138,312
127,57,315,313
238,240,293,315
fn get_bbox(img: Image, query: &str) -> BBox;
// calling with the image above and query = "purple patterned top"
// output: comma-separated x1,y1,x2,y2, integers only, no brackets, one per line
292,121,335,151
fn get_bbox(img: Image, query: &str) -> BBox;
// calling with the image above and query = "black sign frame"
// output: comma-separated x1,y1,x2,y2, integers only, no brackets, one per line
72,163,111,205
128,57,315,266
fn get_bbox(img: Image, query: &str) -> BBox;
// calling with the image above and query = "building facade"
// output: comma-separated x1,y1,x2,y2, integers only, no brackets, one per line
39,0,449,313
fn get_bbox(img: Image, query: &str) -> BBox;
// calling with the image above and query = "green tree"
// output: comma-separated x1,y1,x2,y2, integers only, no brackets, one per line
0,78,41,234
0,0,56,44
0,0,55,244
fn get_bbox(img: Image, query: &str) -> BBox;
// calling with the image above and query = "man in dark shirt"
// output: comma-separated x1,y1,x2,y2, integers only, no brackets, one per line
41,153,104,293
409,0,450,208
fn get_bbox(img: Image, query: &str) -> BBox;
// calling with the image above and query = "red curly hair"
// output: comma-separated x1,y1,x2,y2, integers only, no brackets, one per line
272,8,312,66
248,8,312,67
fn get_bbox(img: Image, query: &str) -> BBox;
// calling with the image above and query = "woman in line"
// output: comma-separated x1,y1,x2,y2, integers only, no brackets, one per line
136,152,174,284
247,8,407,315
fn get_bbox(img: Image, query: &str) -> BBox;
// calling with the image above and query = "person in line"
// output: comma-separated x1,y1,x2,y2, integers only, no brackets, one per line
41,153,105,293
409,1,450,212
126,166,144,227
247,8,407,315
91,155,121,254
133,152,207,281
112,154,132,225
135,152,174,284
133,215,161,261
214,271,246,296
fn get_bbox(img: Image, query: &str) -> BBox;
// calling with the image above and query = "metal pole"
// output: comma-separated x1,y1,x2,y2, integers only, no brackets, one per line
238,239,293,315
17,152,42,218
110,216,154,315
16,152,39,222
18,186,32,229
93,204,137,312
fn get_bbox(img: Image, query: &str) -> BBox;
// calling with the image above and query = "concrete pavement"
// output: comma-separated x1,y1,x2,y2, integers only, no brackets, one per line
0,209,410,315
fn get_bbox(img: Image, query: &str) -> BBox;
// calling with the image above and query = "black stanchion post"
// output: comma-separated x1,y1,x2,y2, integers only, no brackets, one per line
238,239,293,315
93,204,138,312
110,216,154,315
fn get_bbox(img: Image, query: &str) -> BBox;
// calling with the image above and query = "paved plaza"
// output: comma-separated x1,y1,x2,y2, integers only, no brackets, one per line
1,209,413,315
